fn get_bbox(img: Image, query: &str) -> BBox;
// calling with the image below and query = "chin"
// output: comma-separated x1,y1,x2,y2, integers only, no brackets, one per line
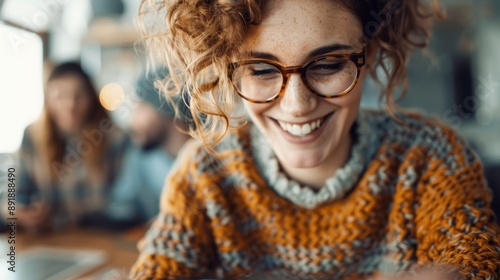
273,144,331,169
61,126,78,134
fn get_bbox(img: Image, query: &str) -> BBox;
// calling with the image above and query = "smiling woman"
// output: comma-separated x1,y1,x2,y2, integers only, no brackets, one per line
131,0,500,279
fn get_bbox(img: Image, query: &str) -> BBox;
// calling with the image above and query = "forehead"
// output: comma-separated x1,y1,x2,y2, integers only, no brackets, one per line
46,75,83,91
242,0,363,63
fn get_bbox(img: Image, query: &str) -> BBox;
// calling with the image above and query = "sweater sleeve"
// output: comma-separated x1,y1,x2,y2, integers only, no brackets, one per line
130,141,217,279
415,126,500,279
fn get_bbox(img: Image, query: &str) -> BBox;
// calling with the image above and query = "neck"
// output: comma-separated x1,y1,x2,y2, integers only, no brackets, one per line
56,127,79,143
280,133,353,189
162,132,190,158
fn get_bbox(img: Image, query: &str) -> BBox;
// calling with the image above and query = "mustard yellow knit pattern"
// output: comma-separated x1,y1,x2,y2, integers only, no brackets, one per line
131,110,500,279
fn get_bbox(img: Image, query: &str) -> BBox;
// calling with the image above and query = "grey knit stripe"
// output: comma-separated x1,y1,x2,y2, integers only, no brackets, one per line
140,213,206,269
141,227,200,268
216,241,412,275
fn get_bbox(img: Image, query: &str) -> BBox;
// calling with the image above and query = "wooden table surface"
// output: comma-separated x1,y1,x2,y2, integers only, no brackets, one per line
1,225,148,279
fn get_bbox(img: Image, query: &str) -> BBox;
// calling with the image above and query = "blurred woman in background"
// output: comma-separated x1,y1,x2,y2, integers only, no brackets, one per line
12,62,129,232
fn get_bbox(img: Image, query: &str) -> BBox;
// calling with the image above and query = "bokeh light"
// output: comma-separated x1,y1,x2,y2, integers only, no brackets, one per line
99,82,125,111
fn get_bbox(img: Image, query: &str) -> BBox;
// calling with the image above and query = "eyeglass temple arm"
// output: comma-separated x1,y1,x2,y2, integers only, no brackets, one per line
350,49,366,67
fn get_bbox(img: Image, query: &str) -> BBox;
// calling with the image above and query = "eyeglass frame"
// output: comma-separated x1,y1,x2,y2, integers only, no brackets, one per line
228,48,366,104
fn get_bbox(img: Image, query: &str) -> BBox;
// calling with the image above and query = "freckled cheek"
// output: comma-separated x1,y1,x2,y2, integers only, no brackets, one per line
325,68,367,109
324,87,362,109
243,101,275,122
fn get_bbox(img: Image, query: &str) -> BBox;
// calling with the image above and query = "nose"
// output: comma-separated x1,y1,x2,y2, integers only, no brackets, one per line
279,74,316,117
66,97,78,113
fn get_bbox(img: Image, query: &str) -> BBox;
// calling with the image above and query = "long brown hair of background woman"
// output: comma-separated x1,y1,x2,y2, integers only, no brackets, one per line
32,62,111,183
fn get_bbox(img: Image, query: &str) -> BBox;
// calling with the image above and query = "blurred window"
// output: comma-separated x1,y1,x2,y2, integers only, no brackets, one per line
0,22,43,153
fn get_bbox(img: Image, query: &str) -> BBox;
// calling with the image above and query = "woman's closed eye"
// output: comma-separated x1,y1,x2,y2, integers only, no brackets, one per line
248,64,281,79
308,61,346,76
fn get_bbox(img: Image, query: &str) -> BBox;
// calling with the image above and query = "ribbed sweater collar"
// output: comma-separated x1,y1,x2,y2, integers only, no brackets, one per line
250,110,379,209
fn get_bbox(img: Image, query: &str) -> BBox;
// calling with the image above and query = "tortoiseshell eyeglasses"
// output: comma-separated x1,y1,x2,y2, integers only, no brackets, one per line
228,48,366,103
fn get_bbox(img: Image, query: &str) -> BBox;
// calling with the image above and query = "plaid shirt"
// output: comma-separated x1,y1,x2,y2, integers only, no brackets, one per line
14,124,130,230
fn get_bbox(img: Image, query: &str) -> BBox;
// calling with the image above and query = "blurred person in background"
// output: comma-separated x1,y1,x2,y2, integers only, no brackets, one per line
105,68,192,225
1,62,130,233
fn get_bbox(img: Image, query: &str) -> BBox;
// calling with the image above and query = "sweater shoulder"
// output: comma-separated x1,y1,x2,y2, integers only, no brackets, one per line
20,124,37,151
362,109,479,168
168,124,252,178
161,127,254,213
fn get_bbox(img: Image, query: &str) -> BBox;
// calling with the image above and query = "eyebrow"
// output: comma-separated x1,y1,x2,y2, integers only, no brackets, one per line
307,44,353,58
246,44,354,62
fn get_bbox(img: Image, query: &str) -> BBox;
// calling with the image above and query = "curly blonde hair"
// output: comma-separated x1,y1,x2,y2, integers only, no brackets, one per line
138,0,441,150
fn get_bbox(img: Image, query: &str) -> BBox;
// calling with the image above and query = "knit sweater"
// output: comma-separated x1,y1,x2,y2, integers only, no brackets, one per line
130,109,500,279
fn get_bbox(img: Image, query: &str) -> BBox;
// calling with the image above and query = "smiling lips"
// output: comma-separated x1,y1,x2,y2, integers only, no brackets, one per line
277,114,329,137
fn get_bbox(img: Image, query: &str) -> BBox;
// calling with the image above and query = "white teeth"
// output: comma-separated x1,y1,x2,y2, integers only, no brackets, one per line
302,124,311,135
277,118,323,136
279,122,286,130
